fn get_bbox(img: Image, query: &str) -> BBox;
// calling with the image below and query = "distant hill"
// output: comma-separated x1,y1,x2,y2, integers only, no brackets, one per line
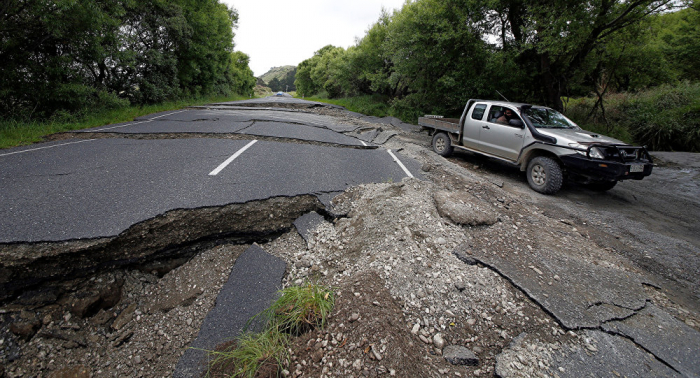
259,65,296,85
259,65,297,92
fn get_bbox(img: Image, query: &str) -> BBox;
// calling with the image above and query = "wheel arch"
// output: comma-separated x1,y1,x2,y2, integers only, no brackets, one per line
519,148,563,172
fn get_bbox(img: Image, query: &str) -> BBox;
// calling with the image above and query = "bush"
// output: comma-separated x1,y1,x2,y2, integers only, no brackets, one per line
565,82,700,151
623,82,700,151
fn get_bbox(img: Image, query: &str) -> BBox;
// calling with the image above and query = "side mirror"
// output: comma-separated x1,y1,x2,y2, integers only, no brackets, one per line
509,119,524,128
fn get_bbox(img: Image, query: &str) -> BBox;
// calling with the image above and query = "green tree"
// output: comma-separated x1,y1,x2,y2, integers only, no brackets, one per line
474,0,678,110
268,77,281,92
0,0,254,119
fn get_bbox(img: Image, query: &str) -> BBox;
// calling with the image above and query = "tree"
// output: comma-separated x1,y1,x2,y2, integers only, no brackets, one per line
0,0,254,119
268,77,281,92
474,0,678,110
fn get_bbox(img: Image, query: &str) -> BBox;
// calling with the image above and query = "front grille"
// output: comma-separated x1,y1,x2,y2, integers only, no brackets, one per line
600,146,650,162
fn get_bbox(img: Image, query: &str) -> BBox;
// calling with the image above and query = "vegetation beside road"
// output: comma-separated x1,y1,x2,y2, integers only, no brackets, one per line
567,82,700,151
294,0,700,151
0,0,256,126
299,95,392,118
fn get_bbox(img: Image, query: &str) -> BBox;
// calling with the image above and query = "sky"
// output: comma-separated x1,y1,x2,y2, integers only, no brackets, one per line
223,0,408,77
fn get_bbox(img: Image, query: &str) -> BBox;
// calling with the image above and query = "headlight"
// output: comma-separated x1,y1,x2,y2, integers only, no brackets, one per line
569,143,605,159
588,147,605,159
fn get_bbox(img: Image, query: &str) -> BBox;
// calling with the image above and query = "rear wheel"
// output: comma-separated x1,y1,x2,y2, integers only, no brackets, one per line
432,132,453,157
587,180,617,191
526,156,563,194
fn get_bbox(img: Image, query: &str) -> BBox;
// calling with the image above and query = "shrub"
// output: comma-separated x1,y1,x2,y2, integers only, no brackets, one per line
565,81,700,151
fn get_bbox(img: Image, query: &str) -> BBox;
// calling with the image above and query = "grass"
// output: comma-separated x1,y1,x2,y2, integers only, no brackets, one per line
206,330,290,378
565,81,700,151
206,282,334,378
0,94,251,150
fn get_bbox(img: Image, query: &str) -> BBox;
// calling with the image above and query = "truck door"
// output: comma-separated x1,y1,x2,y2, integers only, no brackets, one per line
479,105,526,161
461,103,487,149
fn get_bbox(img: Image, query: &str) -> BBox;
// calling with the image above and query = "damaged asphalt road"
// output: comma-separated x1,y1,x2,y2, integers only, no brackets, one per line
1,97,699,377
0,99,421,301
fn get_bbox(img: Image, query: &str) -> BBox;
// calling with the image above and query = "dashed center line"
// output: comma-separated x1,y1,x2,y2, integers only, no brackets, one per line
209,140,258,176
387,149,414,178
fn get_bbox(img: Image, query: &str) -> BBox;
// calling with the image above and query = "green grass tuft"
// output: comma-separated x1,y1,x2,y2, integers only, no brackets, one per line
206,330,289,378
206,282,334,378
267,282,335,336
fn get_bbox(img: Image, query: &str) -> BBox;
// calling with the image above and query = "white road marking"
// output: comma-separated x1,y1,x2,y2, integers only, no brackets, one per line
89,109,188,132
0,139,96,157
360,141,367,146
209,140,258,176
387,149,414,178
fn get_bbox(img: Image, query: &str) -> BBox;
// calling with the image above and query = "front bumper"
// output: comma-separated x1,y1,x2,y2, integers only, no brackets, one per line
560,154,653,181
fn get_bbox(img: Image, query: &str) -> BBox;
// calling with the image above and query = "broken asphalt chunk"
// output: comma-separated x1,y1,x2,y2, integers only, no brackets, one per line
602,304,700,378
173,244,286,378
495,330,678,378
461,243,648,329
294,211,327,243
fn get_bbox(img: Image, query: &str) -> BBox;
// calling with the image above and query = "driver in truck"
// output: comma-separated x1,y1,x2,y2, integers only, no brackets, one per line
497,108,515,124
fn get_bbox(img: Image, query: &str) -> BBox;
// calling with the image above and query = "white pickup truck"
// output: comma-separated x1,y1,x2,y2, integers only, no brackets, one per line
419,99,654,194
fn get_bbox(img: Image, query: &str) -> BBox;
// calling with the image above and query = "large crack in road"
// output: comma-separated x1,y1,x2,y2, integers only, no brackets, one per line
0,195,323,303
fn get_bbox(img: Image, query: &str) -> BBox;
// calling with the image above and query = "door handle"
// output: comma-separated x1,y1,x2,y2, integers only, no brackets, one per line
482,125,490,130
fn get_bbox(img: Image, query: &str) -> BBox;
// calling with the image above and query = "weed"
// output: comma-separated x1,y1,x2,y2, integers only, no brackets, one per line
205,282,334,377
267,283,335,336
205,330,289,378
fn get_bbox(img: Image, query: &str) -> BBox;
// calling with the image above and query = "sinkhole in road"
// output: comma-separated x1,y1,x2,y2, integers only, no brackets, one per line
0,195,327,307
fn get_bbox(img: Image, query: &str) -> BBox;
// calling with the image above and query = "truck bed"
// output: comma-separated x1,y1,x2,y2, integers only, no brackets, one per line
418,117,461,134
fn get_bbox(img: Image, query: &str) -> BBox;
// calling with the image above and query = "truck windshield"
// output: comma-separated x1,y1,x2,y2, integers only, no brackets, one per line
523,108,579,129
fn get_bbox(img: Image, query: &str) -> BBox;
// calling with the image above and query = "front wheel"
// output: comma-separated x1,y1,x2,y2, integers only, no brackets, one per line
526,156,563,194
432,132,453,157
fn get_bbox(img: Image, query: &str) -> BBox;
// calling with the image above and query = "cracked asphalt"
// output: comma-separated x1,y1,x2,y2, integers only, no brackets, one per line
0,103,420,243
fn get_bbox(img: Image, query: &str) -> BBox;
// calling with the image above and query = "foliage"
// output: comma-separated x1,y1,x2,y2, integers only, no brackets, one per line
565,81,700,151
300,95,392,118
259,65,297,92
0,0,255,120
206,283,334,378
623,81,700,152
294,0,690,116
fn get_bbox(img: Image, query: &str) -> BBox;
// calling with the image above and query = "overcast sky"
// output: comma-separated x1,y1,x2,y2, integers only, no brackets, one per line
223,0,408,77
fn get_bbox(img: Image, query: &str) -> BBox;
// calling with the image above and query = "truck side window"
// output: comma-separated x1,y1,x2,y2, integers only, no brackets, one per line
471,104,487,120
488,106,522,127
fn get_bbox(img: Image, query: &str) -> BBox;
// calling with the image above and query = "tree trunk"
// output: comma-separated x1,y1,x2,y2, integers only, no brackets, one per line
540,52,563,111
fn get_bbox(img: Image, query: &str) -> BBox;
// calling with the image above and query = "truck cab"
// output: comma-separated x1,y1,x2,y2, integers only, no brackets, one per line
419,99,654,194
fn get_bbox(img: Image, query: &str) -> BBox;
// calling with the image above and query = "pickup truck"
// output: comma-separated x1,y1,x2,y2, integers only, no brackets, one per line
419,99,653,194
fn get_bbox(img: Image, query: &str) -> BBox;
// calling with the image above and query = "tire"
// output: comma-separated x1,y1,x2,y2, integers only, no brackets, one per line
587,180,617,191
432,132,453,157
526,156,563,194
